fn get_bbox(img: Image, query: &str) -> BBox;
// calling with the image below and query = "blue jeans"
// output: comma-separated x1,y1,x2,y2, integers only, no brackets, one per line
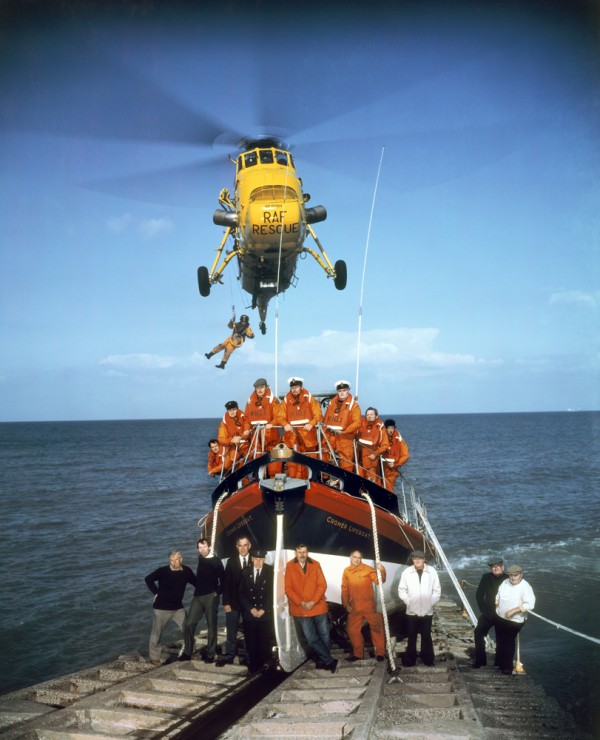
295,612,333,666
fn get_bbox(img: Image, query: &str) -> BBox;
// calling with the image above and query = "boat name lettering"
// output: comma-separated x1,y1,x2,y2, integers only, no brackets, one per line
225,514,254,537
348,525,371,539
326,516,348,530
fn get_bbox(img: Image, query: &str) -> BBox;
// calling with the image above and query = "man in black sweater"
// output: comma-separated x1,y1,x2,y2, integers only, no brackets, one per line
472,557,509,667
145,550,196,665
180,538,225,662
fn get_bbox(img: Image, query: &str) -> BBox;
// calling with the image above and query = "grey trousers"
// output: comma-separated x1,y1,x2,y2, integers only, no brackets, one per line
184,593,219,658
148,607,186,661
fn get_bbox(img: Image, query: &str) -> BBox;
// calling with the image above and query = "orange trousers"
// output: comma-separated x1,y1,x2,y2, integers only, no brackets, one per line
346,610,385,658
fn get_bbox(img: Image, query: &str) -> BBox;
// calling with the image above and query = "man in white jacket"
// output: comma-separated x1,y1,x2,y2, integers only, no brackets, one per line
398,550,441,666
494,564,536,675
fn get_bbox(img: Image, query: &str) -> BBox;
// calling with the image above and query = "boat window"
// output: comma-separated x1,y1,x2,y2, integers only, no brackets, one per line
275,150,289,166
249,185,298,203
244,152,258,168
259,149,274,164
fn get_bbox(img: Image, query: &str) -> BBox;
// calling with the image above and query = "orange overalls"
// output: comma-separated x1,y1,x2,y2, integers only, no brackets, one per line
243,388,284,476
218,409,249,469
322,394,361,472
356,416,388,484
342,563,387,659
382,430,409,491
281,388,323,478
209,320,254,365
207,445,233,478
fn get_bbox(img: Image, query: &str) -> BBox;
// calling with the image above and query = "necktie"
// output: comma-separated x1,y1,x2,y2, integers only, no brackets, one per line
242,557,247,569
254,569,259,582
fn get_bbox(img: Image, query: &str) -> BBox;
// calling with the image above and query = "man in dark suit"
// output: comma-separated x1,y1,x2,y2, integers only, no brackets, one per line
216,535,252,666
238,549,274,675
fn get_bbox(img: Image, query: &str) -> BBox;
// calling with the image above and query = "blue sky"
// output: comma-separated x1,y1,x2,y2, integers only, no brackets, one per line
1,0,598,421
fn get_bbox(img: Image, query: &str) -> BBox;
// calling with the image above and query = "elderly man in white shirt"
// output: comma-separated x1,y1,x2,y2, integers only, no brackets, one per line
398,549,441,666
494,563,536,675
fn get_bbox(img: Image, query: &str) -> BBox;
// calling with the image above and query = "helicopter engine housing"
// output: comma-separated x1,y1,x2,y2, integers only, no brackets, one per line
213,209,239,228
305,205,327,224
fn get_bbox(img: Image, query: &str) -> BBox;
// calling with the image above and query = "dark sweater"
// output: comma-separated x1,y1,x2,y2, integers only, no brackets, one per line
476,571,509,617
193,554,225,597
145,565,196,610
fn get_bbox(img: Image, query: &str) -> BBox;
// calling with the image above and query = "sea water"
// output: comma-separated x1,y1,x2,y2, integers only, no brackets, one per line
0,412,598,733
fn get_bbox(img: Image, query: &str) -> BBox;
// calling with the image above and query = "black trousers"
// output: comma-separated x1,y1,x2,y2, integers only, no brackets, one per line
473,613,496,665
242,617,272,672
403,614,434,666
494,617,523,672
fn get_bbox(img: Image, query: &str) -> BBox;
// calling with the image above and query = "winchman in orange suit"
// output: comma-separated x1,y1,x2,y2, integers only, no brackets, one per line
281,377,323,479
217,400,249,470
322,380,361,472
207,439,232,479
341,550,387,661
205,314,254,370
356,407,389,484
243,377,284,476
382,418,410,492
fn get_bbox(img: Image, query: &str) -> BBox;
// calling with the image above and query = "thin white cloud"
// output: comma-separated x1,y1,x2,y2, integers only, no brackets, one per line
100,353,180,370
549,290,599,309
105,214,174,240
139,218,174,240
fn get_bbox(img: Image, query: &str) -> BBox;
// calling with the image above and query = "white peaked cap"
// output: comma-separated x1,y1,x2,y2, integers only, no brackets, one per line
335,379,351,389
287,376,304,386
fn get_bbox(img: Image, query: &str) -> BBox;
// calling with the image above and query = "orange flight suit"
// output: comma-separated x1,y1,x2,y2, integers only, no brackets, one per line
207,445,232,478
243,387,284,476
209,319,254,365
382,430,409,491
281,387,323,478
322,393,361,472
218,408,249,468
356,416,388,484
341,562,387,659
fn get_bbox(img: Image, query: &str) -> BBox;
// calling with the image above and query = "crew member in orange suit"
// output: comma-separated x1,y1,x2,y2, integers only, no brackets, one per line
341,550,387,662
218,400,248,468
207,439,232,478
382,419,410,492
322,380,361,472
356,407,388,483
243,378,284,476
281,377,323,479
205,314,254,370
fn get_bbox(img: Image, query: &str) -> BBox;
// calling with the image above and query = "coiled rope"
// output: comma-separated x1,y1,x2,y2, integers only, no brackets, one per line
361,490,402,681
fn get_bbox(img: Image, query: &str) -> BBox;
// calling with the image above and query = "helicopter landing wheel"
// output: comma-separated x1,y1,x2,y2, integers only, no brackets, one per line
334,260,347,291
259,321,267,335
197,266,211,297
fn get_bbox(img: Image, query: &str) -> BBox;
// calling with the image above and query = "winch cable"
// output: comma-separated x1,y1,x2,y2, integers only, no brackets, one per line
273,159,291,397
361,490,402,682
355,146,385,399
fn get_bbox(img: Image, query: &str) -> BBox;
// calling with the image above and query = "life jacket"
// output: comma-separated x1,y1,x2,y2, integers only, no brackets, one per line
383,429,409,466
228,319,253,345
357,416,388,456
283,388,322,427
244,388,282,428
323,393,361,437
218,409,246,446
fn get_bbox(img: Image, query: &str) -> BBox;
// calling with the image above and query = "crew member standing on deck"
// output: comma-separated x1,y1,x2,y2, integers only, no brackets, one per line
322,380,361,472
382,419,410,492
218,401,248,468
356,407,388,484
205,314,254,369
342,550,387,662
494,564,536,675
207,439,232,478
145,551,196,665
281,377,323,479
243,378,284,476
472,557,508,668
398,549,441,667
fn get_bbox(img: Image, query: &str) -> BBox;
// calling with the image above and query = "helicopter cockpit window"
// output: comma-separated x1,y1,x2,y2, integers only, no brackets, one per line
250,186,298,203
275,150,288,166
259,150,274,164
244,152,258,168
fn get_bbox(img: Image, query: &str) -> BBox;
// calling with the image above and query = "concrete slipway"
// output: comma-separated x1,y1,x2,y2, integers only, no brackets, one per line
0,593,588,739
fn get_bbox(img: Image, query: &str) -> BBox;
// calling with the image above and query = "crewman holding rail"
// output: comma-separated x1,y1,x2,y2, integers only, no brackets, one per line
322,380,361,472
281,377,322,478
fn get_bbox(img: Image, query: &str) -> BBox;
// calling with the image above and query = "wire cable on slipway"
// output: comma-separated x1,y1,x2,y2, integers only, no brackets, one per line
355,146,385,399
528,610,600,644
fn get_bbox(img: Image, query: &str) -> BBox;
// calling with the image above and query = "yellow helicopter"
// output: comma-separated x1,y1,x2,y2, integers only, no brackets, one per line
197,137,346,334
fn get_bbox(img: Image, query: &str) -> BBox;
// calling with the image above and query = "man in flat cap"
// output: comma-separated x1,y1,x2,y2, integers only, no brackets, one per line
494,564,536,675
398,550,441,666
472,557,508,668
322,380,361,472
243,378,284,476
281,377,323,478
238,549,274,675
218,400,248,466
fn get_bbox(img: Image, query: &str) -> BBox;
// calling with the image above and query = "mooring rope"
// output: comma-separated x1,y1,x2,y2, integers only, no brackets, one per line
355,146,385,400
528,610,600,644
361,491,402,681
209,490,229,556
